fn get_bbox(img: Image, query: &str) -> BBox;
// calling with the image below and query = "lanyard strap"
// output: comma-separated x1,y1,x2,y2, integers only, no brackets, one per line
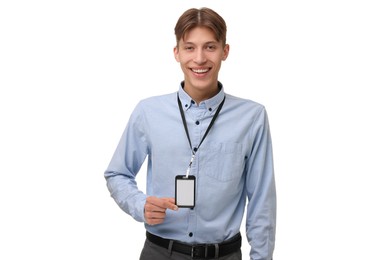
177,93,226,178
177,93,225,156
177,93,226,155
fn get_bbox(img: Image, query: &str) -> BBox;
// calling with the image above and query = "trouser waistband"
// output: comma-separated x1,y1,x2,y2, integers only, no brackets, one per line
146,232,241,259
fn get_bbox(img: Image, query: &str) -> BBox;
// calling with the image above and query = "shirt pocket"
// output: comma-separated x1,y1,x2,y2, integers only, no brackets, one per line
203,141,245,182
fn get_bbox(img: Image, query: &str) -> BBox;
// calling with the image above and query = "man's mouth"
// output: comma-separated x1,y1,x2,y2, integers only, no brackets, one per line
191,68,210,74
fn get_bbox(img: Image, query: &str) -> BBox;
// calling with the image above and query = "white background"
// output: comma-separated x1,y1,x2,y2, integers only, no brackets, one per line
1,1,389,259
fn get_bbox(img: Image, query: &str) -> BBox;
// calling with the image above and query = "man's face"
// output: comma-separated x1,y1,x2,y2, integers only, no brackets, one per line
174,26,229,97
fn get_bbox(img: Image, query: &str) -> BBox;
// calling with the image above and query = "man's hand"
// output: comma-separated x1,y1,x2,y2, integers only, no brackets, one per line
144,196,178,225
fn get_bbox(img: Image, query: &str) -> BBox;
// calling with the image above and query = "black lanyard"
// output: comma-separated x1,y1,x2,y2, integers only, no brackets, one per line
177,93,225,155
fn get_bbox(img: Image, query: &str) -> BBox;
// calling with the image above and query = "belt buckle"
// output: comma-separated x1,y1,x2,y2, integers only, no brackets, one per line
191,245,201,259
191,244,218,259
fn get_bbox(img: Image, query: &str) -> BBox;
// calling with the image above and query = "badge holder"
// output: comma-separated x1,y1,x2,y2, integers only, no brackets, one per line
175,175,196,208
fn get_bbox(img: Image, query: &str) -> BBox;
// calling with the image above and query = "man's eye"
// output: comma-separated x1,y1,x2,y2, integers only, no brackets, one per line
185,46,194,50
206,45,216,50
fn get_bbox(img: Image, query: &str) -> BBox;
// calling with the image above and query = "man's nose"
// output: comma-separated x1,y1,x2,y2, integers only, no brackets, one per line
193,49,206,64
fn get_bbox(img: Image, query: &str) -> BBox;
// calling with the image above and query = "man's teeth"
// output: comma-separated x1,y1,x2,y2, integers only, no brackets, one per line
192,69,209,73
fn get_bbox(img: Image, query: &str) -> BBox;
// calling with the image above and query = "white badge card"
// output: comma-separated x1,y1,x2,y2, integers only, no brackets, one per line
175,175,196,208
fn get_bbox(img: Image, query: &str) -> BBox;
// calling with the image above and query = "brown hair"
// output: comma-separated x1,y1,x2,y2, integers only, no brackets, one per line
174,7,227,47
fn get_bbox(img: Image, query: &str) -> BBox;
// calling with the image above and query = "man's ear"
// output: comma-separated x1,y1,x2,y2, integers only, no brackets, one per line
222,44,230,61
173,46,180,62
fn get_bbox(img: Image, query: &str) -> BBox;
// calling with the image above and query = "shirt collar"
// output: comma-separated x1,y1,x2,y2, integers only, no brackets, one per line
177,81,225,112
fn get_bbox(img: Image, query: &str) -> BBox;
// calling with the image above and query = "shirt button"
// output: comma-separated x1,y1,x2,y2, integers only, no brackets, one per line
191,100,195,104
193,147,198,152
185,104,188,108
208,108,212,111
189,232,193,237
195,120,200,125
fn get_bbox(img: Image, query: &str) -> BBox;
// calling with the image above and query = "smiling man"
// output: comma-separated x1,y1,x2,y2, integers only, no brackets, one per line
104,7,276,260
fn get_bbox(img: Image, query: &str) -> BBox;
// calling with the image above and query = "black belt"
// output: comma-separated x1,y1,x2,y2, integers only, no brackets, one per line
146,231,241,259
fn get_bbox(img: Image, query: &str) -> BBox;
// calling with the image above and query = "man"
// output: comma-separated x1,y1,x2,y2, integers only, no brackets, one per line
104,7,276,260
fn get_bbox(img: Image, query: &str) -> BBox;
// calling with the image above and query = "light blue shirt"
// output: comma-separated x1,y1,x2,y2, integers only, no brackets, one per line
104,82,276,260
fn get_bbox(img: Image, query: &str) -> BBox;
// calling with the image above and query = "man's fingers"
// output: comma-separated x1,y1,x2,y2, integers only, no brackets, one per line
144,197,177,226
144,204,166,226
146,196,178,211
162,197,178,211
144,210,166,221
144,196,179,225
144,202,165,213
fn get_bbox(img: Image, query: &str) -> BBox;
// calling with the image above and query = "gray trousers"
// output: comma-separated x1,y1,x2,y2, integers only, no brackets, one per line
139,239,242,260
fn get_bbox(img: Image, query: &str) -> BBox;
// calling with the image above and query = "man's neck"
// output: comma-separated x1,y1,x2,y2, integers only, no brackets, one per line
182,82,220,104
